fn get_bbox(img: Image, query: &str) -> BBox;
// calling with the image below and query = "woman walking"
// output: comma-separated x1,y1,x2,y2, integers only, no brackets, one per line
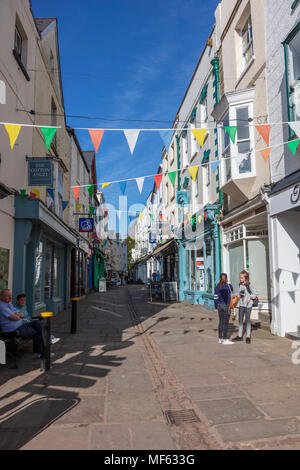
233,270,257,344
214,273,234,345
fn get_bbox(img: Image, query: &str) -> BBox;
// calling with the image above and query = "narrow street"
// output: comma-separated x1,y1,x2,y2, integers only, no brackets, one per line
0,286,300,450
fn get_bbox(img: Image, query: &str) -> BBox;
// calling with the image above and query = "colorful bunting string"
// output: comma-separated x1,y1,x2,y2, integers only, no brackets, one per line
168,171,177,188
191,129,207,147
188,166,199,182
124,130,140,155
62,201,69,212
225,126,238,144
89,129,104,153
4,124,21,149
41,127,57,151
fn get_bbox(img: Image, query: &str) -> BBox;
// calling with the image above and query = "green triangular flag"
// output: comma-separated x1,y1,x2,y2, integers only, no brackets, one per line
88,185,95,198
41,127,57,151
20,189,26,201
225,126,238,144
149,213,154,221
89,206,96,217
168,171,177,188
287,139,300,155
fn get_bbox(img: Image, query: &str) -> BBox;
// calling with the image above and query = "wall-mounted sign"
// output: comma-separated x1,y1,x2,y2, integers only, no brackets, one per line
79,218,94,233
291,183,300,205
28,159,53,186
149,233,157,244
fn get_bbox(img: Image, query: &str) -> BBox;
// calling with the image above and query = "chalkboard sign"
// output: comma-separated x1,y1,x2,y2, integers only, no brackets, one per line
163,282,178,302
150,281,162,301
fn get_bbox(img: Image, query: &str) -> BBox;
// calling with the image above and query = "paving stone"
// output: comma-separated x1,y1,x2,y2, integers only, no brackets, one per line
195,397,264,425
187,384,244,401
90,423,131,450
131,422,176,450
21,425,90,450
107,392,163,423
55,395,105,424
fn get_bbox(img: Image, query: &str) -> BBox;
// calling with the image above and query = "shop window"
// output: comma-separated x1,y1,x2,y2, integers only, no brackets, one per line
191,249,196,291
44,244,52,300
53,247,60,297
284,24,300,122
0,248,9,291
185,250,190,290
196,248,205,291
205,239,213,293
34,242,43,304
221,114,231,184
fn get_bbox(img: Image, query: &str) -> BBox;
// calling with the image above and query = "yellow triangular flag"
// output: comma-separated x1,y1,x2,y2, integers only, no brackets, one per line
192,129,207,148
187,213,191,222
198,215,202,223
102,183,111,190
76,203,82,212
32,189,41,200
4,124,21,149
139,213,143,222
188,166,199,182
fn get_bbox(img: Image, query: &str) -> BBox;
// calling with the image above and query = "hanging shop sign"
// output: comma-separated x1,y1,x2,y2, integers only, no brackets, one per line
79,218,94,233
149,233,157,244
176,190,189,207
28,159,53,187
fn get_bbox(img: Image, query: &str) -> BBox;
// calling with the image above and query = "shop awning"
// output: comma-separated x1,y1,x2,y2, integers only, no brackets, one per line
151,239,176,257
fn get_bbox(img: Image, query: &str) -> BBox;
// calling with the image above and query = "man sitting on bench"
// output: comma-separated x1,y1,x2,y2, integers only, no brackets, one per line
0,289,44,358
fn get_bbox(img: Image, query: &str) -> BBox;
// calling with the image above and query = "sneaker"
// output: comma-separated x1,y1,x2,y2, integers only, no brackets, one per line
37,352,55,359
232,336,243,342
222,339,235,345
246,337,251,344
50,336,60,345
218,339,223,344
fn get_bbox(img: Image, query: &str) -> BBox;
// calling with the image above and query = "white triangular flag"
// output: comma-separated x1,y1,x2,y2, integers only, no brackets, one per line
136,177,144,194
289,121,300,138
117,210,122,220
124,130,140,155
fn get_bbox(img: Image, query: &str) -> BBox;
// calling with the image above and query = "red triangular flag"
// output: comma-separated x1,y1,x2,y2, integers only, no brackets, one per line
260,147,272,163
204,212,208,221
88,129,104,153
30,192,36,199
256,125,271,147
154,174,163,190
159,213,163,221
72,187,80,200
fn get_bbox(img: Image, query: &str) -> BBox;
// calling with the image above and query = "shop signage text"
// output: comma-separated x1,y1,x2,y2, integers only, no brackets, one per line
291,183,300,204
79,218,94,233
28,159,53,186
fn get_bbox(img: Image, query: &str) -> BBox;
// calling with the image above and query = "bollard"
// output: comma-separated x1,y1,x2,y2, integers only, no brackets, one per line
71,298,79,334
40,312,53,372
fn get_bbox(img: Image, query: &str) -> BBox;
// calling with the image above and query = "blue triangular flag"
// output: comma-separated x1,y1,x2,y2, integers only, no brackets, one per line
62,201,69,212
119,181,127,195
47,188,55,201
159,130,174,151
211,161,221,174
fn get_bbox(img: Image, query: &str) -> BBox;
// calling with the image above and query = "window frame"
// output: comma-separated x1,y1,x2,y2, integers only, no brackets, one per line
283,22,300,126
241,14,254,71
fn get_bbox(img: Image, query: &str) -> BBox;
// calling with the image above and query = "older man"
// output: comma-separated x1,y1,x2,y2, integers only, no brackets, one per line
0,289,44,357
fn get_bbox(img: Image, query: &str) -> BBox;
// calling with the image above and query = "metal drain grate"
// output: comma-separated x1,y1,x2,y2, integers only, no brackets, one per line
165,409,200,426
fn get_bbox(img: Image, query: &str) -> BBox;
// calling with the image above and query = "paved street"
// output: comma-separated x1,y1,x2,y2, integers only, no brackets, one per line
0,285,300,450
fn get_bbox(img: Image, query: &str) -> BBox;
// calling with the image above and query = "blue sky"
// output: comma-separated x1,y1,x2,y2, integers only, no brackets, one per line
31,0,220,237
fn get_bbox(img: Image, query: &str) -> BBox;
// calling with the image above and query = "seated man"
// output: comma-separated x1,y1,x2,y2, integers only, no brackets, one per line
0,289,44,358
15,293,60,345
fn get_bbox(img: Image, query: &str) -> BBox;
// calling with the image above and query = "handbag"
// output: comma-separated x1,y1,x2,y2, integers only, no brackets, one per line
246,284,259,307
228,284,239,310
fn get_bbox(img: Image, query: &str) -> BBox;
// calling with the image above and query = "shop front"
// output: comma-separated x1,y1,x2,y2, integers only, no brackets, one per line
70,246,89,299
176,206,221,310
12,196,77,317
269,171,300,337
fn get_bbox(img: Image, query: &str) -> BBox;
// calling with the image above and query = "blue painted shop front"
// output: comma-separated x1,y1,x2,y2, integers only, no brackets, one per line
12,196,77,318
176,206,221,311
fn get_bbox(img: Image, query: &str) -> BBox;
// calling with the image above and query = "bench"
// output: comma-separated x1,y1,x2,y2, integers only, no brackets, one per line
0,330,31,369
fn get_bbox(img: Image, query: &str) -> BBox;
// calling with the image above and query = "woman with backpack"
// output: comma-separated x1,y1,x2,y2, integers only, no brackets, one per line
214,273,235,345
233,270,258,344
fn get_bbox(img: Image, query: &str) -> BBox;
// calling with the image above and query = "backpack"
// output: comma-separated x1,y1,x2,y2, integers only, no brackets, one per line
246,284,259,307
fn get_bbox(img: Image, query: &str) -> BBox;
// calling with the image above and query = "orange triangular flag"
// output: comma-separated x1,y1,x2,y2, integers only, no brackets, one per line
260,147,272,163
72,187,80,200
88,129,104,153
256,125,271,147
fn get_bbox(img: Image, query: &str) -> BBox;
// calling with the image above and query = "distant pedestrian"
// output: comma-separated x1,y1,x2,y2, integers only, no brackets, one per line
214,273,234,345
233,271,258,344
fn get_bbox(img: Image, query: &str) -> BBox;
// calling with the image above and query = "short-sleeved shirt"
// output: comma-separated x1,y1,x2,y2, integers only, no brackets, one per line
15,304,31,320
0,302,24,333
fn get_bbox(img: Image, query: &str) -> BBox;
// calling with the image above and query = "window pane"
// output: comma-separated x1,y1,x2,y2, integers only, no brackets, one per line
34,242,43,304
185,250,190,290
196,248,205,291
228,242,244,291
238,141,252,174
236,107,249,140
191,249,196,291
289,31,300,83
247,239,270,301
205,239,212,293
44,244,52,300
53,247,59,297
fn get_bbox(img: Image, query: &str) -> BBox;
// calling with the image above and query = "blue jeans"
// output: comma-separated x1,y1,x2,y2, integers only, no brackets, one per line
218,304,230,340
15,320,44,355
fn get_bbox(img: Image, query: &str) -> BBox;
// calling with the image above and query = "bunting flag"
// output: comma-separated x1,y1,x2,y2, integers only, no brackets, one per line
89,206,96,217
62,201,69,212
184,220,188,227
260,147,272,163
187,213,191,222
102,183,111,190
20,189,26,201
4,124,21,149
288,121,300,138
124,130,140,155
30,192,36,199
168,171,177,187
188,166,199,182
204,212,208,222
149,213,154,221
154,174,163,190
255,125,271,146
32,189,41,200
72,187,80,200
198,215,202,223
225,126,238,144
76,203,82,212
139,213,143,222
191,129,207,148
136,177,144,194
211,160,221,174
159,130,174,151
287,139,300,155
41,127,57,151
89,129,104,153
47,188,55,201
87,185,95,198
119,181,127,195
116,210,121,220
159,213,163,221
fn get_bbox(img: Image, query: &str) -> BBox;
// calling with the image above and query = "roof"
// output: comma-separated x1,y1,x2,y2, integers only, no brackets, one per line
270,169,300,196
35,18,56,34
